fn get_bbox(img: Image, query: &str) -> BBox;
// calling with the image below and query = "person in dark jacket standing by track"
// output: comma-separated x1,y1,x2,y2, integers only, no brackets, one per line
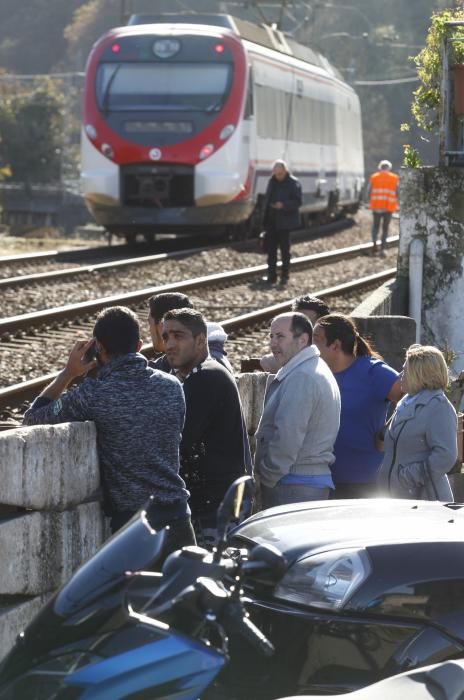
263,159,302,285
23,306,195,554
161,308,249,546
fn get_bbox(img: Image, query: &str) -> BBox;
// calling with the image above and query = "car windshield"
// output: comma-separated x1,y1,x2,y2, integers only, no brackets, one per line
96,62,232,112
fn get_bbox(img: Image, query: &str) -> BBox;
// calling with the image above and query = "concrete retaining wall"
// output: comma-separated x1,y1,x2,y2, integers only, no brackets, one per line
0,422,106,662
351,280,416,372
352,280,396,317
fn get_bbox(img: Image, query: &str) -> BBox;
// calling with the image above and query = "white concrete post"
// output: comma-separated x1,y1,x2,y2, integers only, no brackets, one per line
409,238,424,344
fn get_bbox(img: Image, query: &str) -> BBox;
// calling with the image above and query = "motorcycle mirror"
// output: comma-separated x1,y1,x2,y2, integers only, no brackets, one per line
214,476,254,561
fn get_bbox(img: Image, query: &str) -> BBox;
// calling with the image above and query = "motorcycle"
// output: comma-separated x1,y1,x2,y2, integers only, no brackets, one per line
2,482,464,699
0,476,287,699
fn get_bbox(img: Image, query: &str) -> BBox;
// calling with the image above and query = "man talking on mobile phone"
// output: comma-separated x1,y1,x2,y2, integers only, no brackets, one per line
23,306,195,553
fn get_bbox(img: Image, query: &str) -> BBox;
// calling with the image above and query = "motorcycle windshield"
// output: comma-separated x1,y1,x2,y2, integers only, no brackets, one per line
54,512,165,617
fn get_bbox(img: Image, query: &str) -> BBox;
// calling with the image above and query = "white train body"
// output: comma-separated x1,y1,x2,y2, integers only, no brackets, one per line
81,14,364,240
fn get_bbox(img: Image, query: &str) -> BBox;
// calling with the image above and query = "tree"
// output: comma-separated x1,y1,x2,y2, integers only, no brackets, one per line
411,7,464,131
0,0,85,73
0,81,62,183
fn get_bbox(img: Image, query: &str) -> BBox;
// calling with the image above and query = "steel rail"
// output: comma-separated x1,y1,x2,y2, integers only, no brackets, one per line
220,269,396,333
0,215,354,272
0,245,126,268
0,222,366,289
0,242,229,289
0,268,396,414
0,250,60,265
0,237,398,339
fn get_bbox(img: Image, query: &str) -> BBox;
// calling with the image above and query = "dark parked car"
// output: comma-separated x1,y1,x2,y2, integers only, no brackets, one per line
227,498,464,698
280,658,464,700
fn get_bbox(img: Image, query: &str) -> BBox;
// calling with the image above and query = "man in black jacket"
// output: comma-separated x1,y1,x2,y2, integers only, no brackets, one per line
147,292,232,373
263,159,302,285
161,308,249,546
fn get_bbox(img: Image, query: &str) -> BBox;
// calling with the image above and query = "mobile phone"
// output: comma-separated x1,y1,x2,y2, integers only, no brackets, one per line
83,340,98,364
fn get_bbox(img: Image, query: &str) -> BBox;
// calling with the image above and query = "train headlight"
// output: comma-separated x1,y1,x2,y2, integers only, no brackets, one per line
153,39,181,59
199,144,214,160
101,143,114,160
85,124,97,140
219,124,235,141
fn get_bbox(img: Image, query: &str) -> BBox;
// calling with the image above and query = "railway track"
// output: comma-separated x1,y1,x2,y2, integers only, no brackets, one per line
0,237,397,339
0,217,354,281
0,239,202,270
0,243,230,289
0,266,395,418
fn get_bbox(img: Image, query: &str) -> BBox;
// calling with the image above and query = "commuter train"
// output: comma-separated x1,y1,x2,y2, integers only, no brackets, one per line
81,13,364,243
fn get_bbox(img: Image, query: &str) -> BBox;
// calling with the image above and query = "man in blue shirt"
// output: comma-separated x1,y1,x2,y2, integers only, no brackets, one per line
313,313,402,498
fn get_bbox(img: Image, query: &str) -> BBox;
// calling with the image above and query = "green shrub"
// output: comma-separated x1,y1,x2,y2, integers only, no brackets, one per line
412,8,464,131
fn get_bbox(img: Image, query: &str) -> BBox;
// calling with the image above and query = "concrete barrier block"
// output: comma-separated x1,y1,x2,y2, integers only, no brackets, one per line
61,502,106,583
352,315,416,372
0,595,49,662
0,422,100,510
0,502,105,595
352,280,395,317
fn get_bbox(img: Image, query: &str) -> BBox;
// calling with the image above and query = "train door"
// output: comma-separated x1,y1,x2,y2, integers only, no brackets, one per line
243,65,258,210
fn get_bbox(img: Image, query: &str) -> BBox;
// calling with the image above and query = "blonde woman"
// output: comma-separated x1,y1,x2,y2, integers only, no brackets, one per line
377,344,457,501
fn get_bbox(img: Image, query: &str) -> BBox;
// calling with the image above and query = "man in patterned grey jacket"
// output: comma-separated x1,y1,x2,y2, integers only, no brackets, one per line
23,306,195,552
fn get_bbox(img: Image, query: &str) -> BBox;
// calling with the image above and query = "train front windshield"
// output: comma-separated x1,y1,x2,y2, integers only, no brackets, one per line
96,62,232,113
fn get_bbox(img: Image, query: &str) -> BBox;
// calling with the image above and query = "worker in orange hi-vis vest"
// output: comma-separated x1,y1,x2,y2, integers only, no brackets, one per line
367,160,399,257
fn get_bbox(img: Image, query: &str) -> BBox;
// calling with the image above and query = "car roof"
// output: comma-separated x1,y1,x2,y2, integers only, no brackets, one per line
233,499,464,562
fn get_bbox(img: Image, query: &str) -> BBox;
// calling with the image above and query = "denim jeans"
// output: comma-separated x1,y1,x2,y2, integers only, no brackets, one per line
261,483,330,509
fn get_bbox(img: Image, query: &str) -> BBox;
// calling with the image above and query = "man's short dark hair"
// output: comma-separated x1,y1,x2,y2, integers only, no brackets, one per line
163,308,207,338
289,312,313,344
93,306,141,356
292,294,330,318
148,292,193,323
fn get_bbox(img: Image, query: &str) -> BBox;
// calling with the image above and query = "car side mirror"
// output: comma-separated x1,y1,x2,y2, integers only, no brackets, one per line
243,543,288,582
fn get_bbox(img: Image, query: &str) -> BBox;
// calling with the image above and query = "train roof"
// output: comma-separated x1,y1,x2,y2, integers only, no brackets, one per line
128,13,343,81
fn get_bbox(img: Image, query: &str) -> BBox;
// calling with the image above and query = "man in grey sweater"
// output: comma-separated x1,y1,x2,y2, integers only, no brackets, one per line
23,306,195,552
255,312,341,508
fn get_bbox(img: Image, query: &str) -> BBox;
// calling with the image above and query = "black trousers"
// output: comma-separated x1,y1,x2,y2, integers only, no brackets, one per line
371,211,392,248
267,228,291,281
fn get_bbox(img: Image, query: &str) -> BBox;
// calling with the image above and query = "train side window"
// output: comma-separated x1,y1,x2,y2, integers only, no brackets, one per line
244,67,254,119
